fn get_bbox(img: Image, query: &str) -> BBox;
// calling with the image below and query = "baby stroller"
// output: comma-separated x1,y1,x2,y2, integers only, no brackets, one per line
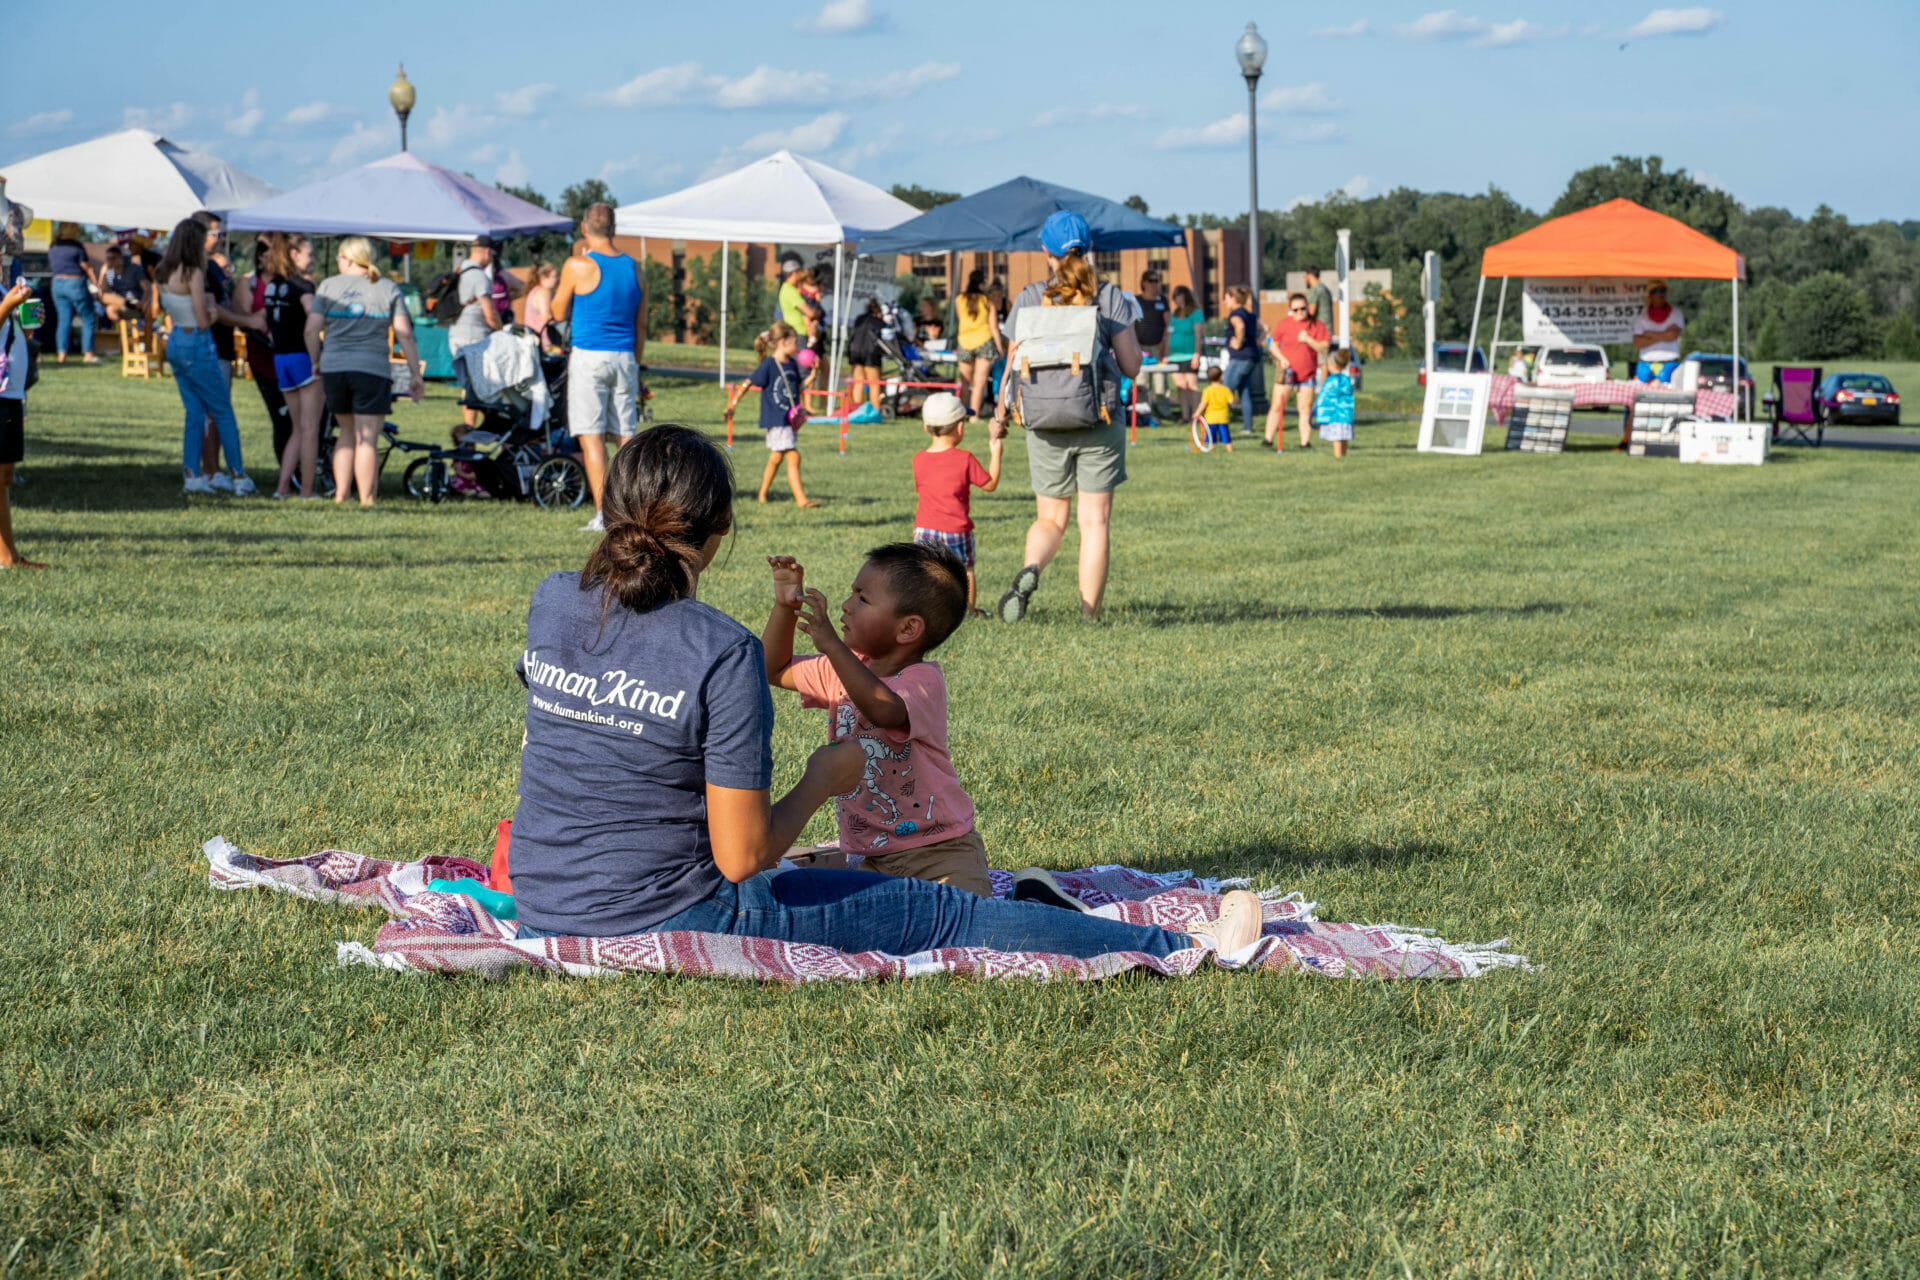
870,302,950,420
389,325,611,506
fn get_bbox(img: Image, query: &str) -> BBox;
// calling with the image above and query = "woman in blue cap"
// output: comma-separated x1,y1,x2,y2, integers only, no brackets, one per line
989,210,1143,622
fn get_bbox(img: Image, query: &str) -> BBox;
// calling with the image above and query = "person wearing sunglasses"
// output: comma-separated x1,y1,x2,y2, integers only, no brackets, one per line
1265,292,1329,450
1631,279,1685,384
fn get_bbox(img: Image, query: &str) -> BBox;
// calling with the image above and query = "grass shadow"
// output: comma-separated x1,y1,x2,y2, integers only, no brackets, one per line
1114,600,1569,627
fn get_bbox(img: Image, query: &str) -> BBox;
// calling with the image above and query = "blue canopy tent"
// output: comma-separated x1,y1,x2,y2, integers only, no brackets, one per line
854,176,1185,255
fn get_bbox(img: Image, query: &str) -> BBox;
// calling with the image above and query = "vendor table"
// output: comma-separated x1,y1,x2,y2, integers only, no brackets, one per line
1489,376,1737,423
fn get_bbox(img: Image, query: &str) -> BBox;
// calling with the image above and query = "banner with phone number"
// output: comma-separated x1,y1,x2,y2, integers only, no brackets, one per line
1522,277,1646,345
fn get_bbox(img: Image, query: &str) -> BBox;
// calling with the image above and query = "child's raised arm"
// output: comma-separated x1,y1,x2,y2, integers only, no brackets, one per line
795,589,909,730
978,436,1003,493
763,556,806,689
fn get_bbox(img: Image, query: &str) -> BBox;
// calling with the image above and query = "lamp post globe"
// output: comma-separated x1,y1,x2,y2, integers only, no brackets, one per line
1235,21,1269,80
1236,22,1267,298
389,65,416,152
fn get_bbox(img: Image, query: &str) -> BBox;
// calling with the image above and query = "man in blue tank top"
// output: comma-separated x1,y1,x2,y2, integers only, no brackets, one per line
552,203,645,531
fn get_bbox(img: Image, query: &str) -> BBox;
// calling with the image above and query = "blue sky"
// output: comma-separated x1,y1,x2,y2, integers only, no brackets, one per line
8,0,1916,225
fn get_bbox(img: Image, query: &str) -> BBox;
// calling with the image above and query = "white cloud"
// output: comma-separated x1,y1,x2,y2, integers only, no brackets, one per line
424,103,499,148
283,101,335,126
1474,19,1561,45
795,0,887,34
1626,7,1724,37
1030,103,1147,127
596,63,714,108
704,112,853,179
1155,111,1345,150
714,66,836,109
494,83,556,116
225,88,262,136
329,122,387,168
466,143,502,165
495,150,531,189
1690,169,1730,193
1398,10,1487,39
1312,20,1368,36
124,102,194,133
8,108,73,137
1155,112,1249,150
1262,82,1343,113
594,60,957,110
867,62,962,99
1341,174,1374,198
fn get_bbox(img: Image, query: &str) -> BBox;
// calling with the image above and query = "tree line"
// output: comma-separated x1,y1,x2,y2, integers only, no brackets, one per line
1174,155,1919,362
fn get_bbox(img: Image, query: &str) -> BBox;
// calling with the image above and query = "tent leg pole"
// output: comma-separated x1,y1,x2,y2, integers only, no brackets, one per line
1732,275,1743,417
1466,276,1487,370
829,243,846,452
1488,276,1509,368
719,240,729,390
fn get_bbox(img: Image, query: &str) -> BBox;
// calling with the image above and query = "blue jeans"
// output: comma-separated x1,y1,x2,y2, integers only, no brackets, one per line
1223,357,1264,428
518,868,1197,959
51,277,94,357
169,329,243,474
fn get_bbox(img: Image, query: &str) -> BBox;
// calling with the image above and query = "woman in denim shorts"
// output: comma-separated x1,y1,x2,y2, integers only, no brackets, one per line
989,212,1143,623
953,268,1003,420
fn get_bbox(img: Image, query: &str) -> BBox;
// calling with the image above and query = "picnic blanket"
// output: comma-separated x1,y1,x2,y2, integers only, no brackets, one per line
204,837,1531,983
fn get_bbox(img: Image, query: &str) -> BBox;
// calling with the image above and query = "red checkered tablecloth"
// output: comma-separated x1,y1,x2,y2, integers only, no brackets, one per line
1489,376,1738,423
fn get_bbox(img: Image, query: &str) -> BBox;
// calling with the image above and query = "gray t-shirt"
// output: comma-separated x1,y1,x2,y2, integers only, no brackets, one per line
314,274,404,377
447,262,493,351
509,572,775,937
1305,281,1334,327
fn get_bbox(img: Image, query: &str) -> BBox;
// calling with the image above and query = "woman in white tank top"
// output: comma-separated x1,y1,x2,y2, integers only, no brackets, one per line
154,217,260,495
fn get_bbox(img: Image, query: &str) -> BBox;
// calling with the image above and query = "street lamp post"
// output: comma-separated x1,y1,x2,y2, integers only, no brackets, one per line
1235,22,1268,299
389,65,416,153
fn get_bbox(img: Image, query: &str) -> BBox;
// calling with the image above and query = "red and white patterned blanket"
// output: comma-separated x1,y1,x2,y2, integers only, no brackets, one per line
204,838,1530,983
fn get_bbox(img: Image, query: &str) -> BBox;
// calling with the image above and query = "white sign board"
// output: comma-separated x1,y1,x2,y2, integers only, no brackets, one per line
1418,372,1492,455
1522,277,1646,346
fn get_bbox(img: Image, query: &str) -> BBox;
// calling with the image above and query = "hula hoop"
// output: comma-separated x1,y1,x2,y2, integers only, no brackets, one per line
1190,418,1215,453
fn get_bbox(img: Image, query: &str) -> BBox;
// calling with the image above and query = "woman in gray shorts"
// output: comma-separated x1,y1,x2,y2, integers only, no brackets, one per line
989,211,1143,623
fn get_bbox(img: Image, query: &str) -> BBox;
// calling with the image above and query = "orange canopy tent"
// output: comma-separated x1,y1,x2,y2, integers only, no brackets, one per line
1468,198,1748,381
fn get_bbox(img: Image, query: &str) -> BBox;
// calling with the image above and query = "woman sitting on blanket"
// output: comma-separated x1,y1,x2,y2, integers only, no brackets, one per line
506,423,1263,957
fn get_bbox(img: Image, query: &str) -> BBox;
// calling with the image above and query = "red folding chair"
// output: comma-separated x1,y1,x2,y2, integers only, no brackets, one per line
1769,365,1824,446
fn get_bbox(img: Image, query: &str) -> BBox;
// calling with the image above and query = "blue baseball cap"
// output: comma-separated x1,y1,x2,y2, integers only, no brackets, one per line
1039,210,1091,257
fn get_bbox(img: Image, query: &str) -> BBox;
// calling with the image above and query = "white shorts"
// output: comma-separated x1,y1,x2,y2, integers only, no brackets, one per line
567,348,639,438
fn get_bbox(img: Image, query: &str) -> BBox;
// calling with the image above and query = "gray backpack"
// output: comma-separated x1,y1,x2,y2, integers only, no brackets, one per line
1006,283,1119,431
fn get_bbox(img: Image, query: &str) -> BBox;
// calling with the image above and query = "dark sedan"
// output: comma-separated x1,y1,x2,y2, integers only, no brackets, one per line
1818,372,1902,426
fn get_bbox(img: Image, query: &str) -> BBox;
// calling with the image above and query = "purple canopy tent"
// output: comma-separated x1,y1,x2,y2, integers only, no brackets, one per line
228,152,571,243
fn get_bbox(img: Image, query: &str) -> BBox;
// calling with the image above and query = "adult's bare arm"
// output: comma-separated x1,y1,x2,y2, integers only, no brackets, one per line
706,742,862,882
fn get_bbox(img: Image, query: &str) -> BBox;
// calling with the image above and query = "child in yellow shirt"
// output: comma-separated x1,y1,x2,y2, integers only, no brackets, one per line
1194,365,1235,452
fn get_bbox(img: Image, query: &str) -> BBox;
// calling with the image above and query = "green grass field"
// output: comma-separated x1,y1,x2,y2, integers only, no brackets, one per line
3,361,1917,1278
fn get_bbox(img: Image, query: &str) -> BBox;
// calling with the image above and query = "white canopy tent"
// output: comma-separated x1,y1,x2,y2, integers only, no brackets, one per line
612,150,919,390
1,128,279,228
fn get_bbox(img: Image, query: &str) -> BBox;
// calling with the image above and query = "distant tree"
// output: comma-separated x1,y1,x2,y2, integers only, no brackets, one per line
891,273,926,315
1754,313,1784,362
890,184,959,211
1123,195,1150,215
500,183,564,263
1782,272,1876,360
1901,221,1920,243
1351,281,1403,359
1548,155,1738,244
560,179,616,227
683,247,774,348
1880,309,1920,360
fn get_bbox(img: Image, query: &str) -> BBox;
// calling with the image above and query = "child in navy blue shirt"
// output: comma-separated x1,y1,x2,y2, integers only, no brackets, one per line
750,321,817,507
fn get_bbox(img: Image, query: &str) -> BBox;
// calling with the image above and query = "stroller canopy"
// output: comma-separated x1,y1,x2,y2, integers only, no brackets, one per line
855,176,1185,256
229,152,572,241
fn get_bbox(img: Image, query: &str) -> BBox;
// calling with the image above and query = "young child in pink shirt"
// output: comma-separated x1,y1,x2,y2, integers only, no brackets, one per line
762,542,992,896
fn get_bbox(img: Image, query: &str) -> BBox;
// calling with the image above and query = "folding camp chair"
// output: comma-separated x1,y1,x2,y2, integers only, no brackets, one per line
1769,365,1824,446
1505,384,1574,453
1625,389,1695,458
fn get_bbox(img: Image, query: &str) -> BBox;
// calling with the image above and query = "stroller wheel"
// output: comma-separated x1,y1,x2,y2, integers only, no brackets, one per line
532,455,588,509
403,457,448,503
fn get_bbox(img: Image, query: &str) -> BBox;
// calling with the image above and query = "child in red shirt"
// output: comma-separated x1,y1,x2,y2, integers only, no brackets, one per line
910,391,1002,616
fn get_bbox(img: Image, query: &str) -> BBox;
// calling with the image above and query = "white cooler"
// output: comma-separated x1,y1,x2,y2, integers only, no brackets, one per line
1678,419,1769,466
